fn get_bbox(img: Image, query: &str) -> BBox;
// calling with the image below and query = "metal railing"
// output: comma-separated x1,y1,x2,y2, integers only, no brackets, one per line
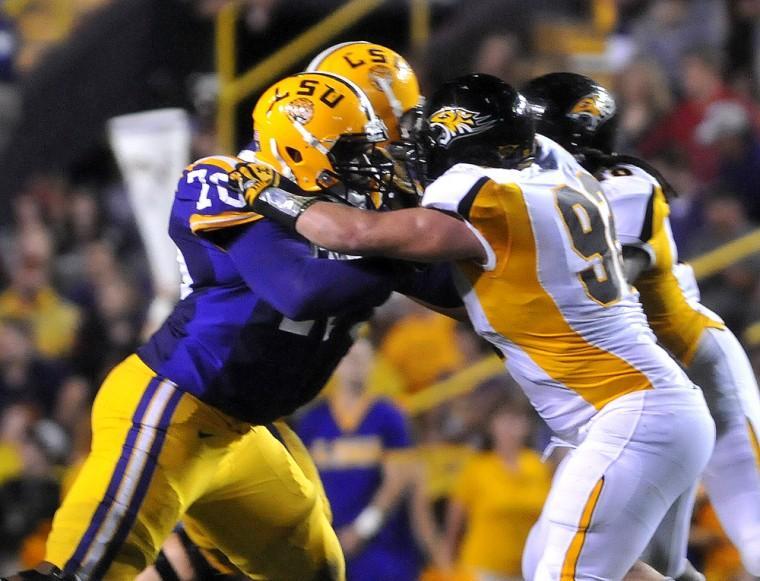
689,228,760,280
215,0,430,153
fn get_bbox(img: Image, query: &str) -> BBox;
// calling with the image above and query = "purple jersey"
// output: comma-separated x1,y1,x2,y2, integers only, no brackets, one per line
298,398,422,579
138,155,398,424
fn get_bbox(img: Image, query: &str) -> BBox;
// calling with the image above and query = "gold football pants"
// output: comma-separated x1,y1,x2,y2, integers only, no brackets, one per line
45,354,344,580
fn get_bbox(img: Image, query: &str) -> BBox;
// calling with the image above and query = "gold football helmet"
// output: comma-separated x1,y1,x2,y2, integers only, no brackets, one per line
307,41,421,141
252,71,390,193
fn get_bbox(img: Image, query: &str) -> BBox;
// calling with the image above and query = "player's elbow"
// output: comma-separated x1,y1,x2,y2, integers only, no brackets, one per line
274,284,325,321
275,296,319,321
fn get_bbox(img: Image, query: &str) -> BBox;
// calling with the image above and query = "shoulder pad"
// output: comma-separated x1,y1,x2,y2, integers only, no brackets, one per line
186,155,240,174
422,163,492,216
534,133,577,169
599,162,659,189
180,155,270,235
598,169,657,206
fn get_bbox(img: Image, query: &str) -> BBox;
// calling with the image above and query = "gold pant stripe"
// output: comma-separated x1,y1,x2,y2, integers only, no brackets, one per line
560,476,605,581
749,418,760,473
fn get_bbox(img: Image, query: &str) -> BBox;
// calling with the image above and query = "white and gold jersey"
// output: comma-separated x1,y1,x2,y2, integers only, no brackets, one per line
421,136,693,442
597,162,725,364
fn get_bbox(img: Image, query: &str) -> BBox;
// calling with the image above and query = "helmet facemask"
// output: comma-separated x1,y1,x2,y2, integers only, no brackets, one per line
321,132,394,207
373,106,428,208
253,72,398,206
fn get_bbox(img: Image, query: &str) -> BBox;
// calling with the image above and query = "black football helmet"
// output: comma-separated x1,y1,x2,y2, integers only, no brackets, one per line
522,72,618,153
422,74,535,181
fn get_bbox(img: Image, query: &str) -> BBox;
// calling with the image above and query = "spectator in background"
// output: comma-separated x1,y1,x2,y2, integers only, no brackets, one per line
0,419,67,569
725,0,760,99
0,12,16,82
613,57,673,152
437,331,504,445
696,100,760,222
685,192,760,335
0,227,80,359
0,11,19,154
54,188,105,297
471,33,528,87
639,46,760,182
380,302,463,394
298,338,422,581
15,176,70,244
0,404,34,487
444,385,552,581
0,318,66,418
420,0,533,90
71,272,142,383
628,0,726,89
50,377,90,439
646,149,705,248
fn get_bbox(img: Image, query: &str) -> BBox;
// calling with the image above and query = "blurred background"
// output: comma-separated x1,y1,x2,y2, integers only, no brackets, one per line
0,0,758,579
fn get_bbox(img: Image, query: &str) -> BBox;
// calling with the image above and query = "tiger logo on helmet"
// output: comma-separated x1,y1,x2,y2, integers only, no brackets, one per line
284,98,315,125
252,71,390,194
429,106,497,148
567,90,616,131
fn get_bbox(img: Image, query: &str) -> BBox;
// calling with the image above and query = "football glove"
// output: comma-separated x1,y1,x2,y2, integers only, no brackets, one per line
228,162,319,230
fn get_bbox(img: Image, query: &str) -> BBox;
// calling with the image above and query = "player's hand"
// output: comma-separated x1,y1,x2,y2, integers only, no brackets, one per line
227,162,280,203
227,162,318,229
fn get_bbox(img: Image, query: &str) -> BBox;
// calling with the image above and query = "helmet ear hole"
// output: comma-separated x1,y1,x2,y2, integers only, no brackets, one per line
285,147,303,163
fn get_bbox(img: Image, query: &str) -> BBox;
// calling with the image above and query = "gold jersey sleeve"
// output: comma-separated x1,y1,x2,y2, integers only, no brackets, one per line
600,164,724,364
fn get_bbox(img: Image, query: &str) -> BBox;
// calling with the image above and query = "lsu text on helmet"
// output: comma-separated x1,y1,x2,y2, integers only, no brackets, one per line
307,41,421,141
423,73,535,181
522,72,618,154
252,71,391,194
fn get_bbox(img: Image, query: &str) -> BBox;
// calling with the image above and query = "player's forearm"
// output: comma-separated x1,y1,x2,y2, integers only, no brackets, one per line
297,203,486,264
295,202,393,256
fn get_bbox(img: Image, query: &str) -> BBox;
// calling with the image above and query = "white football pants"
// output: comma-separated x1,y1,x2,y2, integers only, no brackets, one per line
646,327,760,577
522,387,715,581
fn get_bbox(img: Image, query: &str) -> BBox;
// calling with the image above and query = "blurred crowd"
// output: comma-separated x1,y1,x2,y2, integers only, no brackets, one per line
0,1,759,580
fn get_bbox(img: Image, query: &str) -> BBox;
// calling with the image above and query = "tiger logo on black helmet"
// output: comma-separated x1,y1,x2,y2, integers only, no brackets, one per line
429,106,497,148
567,91,616,131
